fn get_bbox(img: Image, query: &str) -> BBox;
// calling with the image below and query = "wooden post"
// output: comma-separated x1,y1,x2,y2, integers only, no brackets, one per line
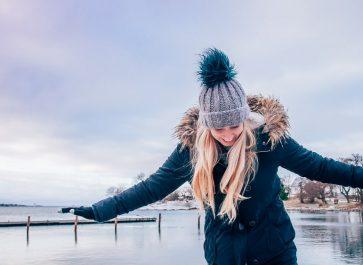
74,216,78,232
74,216,78,243
197,213,201,230
114,217,118,231
114,217,118,243
26,216,30,244
158,213,161,230
26,216,30,233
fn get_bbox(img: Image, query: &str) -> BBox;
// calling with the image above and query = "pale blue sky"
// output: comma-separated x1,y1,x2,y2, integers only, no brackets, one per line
0,0,362,205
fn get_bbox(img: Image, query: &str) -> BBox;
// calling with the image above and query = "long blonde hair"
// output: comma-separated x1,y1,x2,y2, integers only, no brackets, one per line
191,119,259,223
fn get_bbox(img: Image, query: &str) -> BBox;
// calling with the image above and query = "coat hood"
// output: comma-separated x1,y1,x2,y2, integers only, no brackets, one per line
173,94,290,151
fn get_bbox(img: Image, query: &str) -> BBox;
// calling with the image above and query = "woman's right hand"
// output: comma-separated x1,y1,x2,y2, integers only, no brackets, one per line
58,206,95,220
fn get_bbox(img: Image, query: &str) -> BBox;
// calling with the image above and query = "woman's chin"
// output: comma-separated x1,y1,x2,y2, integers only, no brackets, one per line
221,139,235,146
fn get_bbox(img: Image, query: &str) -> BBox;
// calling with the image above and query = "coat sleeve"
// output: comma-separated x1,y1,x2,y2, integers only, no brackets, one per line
276,135,363,188
91,143,193,222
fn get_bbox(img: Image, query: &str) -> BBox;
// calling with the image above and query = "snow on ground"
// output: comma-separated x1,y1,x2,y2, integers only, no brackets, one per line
139,200,199,210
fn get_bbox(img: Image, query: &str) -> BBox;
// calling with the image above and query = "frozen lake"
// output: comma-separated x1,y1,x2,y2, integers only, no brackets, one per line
0,207,362,264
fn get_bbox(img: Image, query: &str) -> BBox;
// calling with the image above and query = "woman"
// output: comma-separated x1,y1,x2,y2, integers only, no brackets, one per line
60,48,363,265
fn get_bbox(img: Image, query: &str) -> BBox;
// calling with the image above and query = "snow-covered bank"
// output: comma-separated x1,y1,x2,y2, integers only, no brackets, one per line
139,200,199,211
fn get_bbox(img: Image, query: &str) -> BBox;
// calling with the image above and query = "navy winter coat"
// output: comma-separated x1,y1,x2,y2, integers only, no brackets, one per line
91,95,363,265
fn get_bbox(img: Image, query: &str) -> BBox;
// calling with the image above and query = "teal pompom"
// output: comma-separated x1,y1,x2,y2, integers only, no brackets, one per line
197,48,237,88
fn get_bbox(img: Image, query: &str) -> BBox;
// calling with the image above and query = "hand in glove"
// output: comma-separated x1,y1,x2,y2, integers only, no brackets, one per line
58,206,95,220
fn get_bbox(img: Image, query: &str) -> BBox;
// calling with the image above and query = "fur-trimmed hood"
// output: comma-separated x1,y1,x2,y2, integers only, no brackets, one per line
173,94,290,151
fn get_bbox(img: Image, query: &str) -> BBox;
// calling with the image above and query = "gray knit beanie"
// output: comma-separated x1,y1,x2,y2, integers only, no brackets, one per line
197,48,252,129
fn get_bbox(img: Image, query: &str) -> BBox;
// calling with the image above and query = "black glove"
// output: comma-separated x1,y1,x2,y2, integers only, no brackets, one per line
58,206,95,220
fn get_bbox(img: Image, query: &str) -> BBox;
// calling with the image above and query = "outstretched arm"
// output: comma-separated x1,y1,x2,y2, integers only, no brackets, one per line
91,143,193,222
276,136,363,188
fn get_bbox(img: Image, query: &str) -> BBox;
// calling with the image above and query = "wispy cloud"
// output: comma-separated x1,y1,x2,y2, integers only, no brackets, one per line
0,0,362,205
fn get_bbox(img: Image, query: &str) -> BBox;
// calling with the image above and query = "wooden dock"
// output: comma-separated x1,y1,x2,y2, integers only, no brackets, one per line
0,216,157,227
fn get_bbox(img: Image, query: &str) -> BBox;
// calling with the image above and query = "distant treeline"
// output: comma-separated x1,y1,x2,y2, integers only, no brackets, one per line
0,203,28,207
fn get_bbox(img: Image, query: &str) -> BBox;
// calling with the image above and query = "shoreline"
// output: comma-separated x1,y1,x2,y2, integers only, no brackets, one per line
285,207,362,213
283,198,363,213
2,199,362,213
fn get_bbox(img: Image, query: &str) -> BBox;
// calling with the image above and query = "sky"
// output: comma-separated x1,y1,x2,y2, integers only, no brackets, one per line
0,0,362,206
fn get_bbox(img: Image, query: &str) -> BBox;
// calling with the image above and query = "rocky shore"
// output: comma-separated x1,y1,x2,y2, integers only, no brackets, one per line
283,198,363,213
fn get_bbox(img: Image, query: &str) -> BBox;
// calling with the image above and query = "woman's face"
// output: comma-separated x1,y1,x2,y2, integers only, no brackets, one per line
210,123,244,147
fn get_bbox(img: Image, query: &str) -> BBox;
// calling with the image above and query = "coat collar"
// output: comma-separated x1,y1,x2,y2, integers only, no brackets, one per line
173,94,290,151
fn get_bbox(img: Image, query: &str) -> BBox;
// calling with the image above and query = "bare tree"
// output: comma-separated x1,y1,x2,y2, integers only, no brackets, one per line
179,186,195,201
134,172,146,184
339,154,363,203
304,181,329,204
326,184,338,198
280,174,296,198
292,176,308,203
163,190,181,202
345,154,363,166
106,184,127,196
355,188,363,204
340,186,351,203
349,154,363,204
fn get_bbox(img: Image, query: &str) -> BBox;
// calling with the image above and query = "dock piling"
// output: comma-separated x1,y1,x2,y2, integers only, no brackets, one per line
26,216,30,233
74,216,78,243
74,216,78,232
0,216,157,227
26,216,30,245
158,213,161,230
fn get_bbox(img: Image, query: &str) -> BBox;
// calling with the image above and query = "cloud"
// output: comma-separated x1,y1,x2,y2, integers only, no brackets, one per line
0,102,179,205
0,0,362,205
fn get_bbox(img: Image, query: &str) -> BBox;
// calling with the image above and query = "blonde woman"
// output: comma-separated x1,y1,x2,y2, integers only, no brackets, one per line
60,48,363,265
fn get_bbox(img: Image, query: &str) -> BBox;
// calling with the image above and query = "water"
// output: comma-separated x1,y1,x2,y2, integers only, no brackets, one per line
0,207,362,265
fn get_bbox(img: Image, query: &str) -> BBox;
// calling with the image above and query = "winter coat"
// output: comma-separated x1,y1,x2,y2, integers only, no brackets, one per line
91,95,363,265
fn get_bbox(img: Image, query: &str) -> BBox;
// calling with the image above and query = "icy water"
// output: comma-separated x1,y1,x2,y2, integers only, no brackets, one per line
0,207,362,265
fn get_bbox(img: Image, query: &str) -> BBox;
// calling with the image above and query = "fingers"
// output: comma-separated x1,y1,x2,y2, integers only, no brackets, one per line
58,207,81,216
59,207,82,214
57,206,94,220
59,207,74,213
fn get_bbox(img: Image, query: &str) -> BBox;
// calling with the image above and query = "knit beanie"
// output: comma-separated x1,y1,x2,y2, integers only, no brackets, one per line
197,48,252,129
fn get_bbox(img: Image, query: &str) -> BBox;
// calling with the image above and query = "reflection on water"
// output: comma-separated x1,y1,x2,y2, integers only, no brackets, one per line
0,208,362,265
291,211,363,265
